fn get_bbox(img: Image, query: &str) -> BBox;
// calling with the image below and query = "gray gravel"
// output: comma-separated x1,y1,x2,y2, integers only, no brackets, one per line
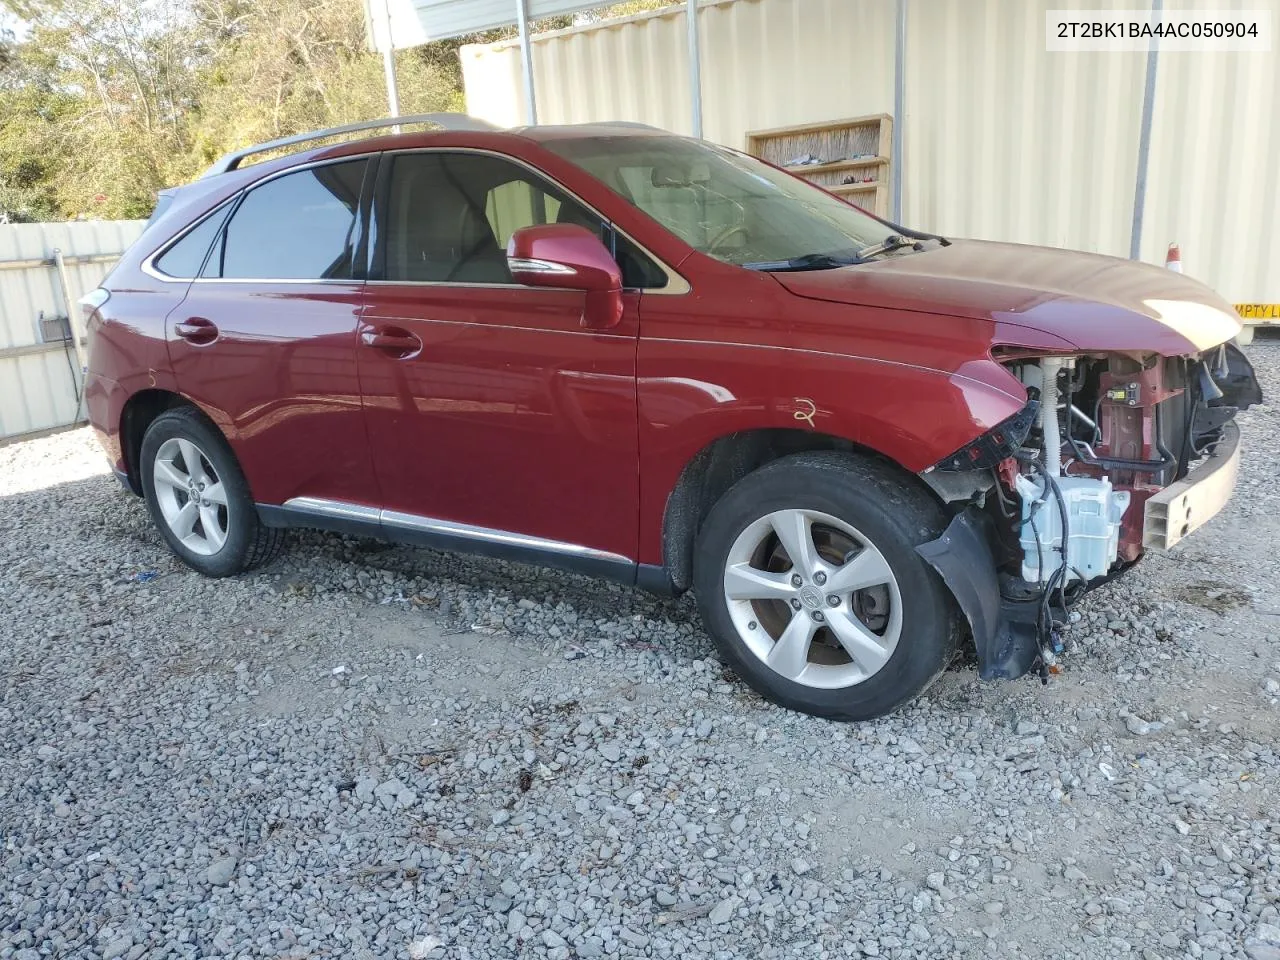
3,342,1280,960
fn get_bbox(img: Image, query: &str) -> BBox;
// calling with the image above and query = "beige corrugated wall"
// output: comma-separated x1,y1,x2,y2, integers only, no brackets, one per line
902,0,1146,257
461,0,897,145
461,0,1279,303
1140,0,1280,300
0,220,146,441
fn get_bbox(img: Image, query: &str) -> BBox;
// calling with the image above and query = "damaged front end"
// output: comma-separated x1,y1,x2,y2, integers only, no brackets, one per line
917,341,1261,682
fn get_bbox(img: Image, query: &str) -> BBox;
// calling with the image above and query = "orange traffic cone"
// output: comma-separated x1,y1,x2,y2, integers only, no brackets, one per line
1165,242,1182,273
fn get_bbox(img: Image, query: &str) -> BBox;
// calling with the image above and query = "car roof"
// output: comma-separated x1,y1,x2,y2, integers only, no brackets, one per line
203,119,675,182
509,122,675,142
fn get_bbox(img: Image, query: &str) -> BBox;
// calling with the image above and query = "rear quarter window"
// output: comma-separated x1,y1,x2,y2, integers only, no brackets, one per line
153,204,231,279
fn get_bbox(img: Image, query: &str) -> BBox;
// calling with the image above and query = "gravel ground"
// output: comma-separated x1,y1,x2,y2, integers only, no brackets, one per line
2,343,1280,960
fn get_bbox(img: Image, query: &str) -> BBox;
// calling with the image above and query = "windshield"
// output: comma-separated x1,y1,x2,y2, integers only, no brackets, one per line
545,135,898,268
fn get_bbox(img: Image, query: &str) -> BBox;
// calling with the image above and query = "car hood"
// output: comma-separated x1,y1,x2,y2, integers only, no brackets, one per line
772,239,1241,355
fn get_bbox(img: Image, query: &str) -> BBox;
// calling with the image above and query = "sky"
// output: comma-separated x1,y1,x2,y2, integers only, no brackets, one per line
1,5,29,41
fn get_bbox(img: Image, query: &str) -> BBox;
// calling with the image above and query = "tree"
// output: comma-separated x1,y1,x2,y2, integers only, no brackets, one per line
0,0,457,218
186,0,460,173
0,0,673,220
576,0,673,22
2,0,215,217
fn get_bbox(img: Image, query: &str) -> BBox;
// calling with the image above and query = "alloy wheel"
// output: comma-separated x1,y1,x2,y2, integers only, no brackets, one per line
721,508,902,689
151,437,230,557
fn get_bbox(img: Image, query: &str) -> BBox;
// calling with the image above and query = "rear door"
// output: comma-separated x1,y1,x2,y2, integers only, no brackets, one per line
165,158,378,508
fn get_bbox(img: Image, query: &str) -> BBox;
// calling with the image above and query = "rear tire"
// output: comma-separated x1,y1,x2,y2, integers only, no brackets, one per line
139,407,284,577
692,451,959,721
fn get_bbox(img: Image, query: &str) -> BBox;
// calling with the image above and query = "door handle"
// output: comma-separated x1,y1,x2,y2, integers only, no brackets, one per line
361,329,422,355
175,317,218,344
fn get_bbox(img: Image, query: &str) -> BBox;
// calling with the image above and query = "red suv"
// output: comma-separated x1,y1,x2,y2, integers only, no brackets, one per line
84,114,1260,720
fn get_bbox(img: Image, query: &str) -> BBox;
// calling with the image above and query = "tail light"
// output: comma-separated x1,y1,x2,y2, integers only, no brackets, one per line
79,287,111,328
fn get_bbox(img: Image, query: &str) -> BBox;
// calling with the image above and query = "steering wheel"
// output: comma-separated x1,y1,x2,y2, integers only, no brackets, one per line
707,223,749,255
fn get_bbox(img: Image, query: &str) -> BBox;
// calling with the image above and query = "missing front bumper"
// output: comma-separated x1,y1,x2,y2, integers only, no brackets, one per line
916,419,1244,681
916,510,1041,681
1143,421,1241,550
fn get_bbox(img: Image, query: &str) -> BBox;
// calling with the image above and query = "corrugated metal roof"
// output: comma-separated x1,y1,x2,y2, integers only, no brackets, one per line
372,0,615,48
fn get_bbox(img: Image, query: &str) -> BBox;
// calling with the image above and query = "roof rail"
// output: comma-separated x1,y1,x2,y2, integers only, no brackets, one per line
598,121,666,130
201,113,501,178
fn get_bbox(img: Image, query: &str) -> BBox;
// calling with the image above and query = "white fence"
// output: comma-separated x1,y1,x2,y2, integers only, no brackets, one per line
0,220,147,442
460,0,1280,307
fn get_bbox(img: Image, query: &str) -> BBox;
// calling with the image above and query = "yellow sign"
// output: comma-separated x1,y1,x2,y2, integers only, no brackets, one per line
1235,304,1280,321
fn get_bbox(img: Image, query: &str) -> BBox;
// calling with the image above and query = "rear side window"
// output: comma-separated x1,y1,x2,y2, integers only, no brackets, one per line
153,203,231,279
205,159,368,280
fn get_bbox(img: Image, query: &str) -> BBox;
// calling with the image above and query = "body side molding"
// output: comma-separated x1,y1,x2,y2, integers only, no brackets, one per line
259,497,645,587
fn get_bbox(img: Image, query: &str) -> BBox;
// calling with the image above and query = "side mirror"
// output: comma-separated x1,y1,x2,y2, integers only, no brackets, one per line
506,224,624,330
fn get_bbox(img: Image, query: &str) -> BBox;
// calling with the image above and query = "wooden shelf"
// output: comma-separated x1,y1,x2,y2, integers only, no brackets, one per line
782,156,888,176
746,114,893,217
746,113,893,140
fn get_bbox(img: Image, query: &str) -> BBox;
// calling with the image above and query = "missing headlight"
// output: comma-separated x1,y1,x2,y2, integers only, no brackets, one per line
928,400,1039,473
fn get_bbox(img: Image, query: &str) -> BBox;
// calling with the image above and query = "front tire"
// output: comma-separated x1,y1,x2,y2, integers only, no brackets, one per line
692,452,959,721
139,407,283,577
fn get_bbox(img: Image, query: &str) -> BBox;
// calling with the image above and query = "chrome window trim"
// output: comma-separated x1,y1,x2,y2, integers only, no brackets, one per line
281,497,631,565
378,146,691,296
204,112,499,177
142,147,692,295
140,197,238,284
141,154,372,285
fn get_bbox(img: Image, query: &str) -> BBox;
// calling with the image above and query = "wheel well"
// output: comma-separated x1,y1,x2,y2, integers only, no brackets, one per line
660,429,937,592
119,389,195,494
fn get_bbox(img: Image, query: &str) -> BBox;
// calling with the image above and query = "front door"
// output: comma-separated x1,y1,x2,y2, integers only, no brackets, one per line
357,150,639,566
166,158,377,508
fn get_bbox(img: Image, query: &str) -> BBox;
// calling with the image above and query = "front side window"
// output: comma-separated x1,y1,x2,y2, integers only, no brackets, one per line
384,153,589,285
382,152,665,288
485,178,569,248
206,159,367,280
545,136,898,269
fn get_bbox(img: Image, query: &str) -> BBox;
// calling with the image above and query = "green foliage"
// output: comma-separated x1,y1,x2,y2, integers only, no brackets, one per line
0,0,671,221
0,0,459,220
578,1,675,21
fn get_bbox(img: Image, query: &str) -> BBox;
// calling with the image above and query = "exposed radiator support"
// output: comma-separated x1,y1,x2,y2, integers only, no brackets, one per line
1040,357,1067,476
